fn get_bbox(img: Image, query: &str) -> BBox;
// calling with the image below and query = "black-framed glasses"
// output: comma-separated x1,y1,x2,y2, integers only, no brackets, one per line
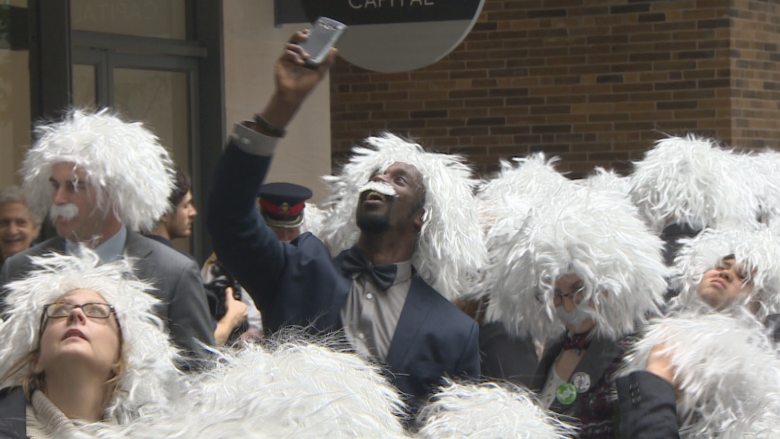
43,302,115,319
38,301,120,339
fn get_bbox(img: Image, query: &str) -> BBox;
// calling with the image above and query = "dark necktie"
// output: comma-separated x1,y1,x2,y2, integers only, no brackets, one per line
341,247,398,291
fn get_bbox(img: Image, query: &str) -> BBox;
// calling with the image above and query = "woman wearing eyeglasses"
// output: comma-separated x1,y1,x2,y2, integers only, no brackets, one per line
618,228,780,439
0,249,179,438
478,159,667,439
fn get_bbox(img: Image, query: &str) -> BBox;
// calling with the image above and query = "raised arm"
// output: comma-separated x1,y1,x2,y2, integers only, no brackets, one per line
206,31,335,311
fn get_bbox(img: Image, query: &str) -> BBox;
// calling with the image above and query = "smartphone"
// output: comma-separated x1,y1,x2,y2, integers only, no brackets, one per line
300,17,347,70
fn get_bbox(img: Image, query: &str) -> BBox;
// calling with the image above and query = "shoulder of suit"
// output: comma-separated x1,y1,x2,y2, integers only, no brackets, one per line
126,232,198,270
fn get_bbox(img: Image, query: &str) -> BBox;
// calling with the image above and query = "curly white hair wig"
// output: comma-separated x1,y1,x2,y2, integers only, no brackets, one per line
629,135,761,234
476,153,571,237
0,249,181,424
86,333,409,439
669,227,780,317
21,109,175,232
485,182,668,342
417,380,576,439
621,311,780,439
318,133,487,300
742,149,780,228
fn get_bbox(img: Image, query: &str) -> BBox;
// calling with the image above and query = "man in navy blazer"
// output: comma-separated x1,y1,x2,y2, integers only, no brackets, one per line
207,32,481,409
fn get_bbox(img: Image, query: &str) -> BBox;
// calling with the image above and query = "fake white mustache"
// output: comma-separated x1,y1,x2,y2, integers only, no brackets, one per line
50,203,79,221
359,181,397,198
555,305,592,327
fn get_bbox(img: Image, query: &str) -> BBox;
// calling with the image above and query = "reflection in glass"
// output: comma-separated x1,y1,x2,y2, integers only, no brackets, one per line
113,68,190,252
72,64,97,109
71,0,186,40
0,1,30,188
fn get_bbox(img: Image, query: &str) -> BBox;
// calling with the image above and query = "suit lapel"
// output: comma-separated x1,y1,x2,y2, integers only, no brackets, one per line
384,276,435,368
548,337,623,414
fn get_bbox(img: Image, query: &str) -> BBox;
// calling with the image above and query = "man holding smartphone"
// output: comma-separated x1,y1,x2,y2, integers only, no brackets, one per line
207,30,484,411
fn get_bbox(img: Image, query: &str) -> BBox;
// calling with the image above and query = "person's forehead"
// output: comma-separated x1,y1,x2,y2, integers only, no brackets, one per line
51,162,88,180
60,288,108,303
0,201,32,219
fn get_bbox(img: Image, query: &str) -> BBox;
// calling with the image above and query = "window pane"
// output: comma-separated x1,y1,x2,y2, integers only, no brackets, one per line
0,1,30,188
72,64,97,109
71,0,187,40
113,68,191,253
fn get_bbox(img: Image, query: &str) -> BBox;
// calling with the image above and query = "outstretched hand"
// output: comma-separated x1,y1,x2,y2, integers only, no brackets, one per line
255,30,338,133
275,30,338,102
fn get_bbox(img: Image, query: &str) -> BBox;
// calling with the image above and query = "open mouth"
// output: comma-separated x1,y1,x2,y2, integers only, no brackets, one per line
62,329,87,341
366,190,389,202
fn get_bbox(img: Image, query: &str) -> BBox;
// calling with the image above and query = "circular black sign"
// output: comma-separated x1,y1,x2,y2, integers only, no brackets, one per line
300,0,485,72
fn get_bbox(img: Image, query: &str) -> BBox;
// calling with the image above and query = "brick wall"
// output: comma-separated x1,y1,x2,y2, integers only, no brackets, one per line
330,0,780,178
730,0,780,149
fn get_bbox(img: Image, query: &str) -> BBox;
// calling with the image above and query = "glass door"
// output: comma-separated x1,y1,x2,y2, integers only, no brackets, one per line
72,48,201,257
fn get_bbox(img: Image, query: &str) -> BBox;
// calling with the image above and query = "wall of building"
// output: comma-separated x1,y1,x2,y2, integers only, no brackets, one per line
329,0,779,178
730,0,780,149
223,0,331,201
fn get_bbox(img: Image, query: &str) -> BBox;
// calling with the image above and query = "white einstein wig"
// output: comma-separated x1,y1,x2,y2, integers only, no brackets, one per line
629,135,761,234
476,153,572,236
669,227,780,317
416,380,576,439
21,109,175,232
741,149,780,228
621,311,780,439
86,333,409,439
485,184,668,342
0,249,181,424
584,167,631,198
318,133,486,300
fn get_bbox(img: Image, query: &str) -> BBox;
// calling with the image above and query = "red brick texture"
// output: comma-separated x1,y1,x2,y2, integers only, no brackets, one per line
329,0,780,177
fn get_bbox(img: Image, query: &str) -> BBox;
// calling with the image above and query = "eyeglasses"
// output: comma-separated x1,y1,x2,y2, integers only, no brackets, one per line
38,301,120,339
552,288,585,307
43,302,115,319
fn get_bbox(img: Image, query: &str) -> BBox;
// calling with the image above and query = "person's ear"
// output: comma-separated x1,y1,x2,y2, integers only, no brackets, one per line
413,208,424,233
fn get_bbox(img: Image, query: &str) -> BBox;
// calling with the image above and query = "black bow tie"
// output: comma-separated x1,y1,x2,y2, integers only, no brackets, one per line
342,247,398,291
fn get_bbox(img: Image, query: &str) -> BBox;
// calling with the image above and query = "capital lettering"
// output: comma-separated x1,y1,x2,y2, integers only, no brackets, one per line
349,0,363,9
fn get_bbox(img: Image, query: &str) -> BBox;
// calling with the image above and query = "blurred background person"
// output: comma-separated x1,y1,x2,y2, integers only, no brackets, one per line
144,165,198,261
0,186,41,271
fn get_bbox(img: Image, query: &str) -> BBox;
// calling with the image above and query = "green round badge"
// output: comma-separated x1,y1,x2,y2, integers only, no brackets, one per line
556,383,577,405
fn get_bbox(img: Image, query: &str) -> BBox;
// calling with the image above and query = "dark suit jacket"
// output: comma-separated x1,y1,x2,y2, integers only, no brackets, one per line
0,229,215,357
0,387,25,439
530,335,633,439
207,142,480,405
616,371,680,439
479,321,539,388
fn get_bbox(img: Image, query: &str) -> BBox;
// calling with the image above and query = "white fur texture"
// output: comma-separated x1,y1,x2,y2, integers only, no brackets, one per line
743,149,780,228
416,380,576,439
585,167,631,197
87,335,410,439
301,202,327,237
621,312,780,439
318,133,486,300
484,170,668,342
21,109,175,232
476,154,571,237
629,135,761,233
670,227,780,317
0,249,181,424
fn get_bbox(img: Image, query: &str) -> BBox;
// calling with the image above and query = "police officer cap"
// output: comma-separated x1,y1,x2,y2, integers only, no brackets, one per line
258,182,313,228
